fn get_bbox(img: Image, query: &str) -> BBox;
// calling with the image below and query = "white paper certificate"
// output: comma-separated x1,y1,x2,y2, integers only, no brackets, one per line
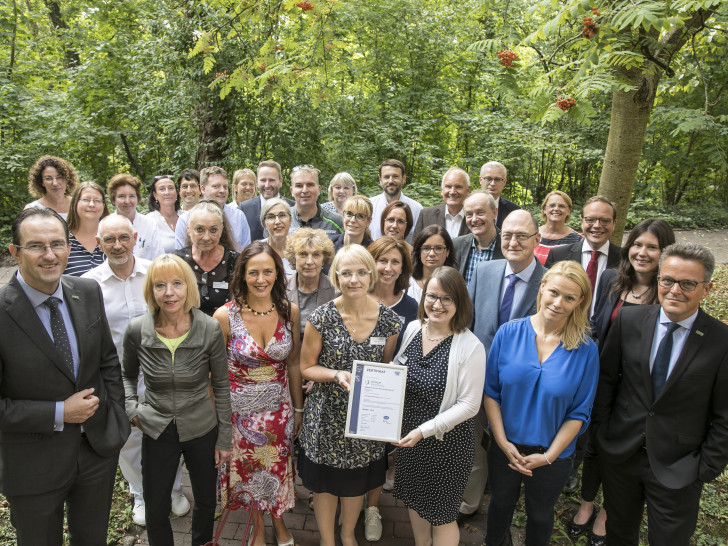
345,360,407,443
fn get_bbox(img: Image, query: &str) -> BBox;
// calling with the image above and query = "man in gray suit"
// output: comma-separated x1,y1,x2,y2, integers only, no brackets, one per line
457,209,546,523
412,167,471,240
453,191,504,285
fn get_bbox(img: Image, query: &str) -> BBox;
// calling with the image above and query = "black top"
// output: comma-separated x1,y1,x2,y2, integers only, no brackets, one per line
174,246,239,316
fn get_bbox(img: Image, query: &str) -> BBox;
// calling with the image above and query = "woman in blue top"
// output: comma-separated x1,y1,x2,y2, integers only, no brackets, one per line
484,260,599,546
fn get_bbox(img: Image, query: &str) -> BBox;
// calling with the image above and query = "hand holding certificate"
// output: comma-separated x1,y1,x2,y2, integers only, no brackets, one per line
345,360,407,443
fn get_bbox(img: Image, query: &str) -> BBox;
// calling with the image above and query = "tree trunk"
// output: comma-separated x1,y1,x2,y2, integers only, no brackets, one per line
597,64,660,243
45,0,80,68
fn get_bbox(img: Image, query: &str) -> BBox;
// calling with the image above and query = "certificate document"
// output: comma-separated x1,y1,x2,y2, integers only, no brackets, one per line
345,360,407,443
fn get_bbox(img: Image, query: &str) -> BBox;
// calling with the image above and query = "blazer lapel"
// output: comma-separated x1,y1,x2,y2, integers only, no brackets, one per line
5,277,76,383
63,277,87,381
639,305,660,405
513,260,544,318
568,241,583,264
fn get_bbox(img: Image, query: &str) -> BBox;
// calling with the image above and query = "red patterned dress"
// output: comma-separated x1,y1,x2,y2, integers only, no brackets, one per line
218,301,295,516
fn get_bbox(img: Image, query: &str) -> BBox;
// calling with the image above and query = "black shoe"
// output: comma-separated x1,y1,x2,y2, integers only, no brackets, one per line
589,531,607,546
567,510,596,538
564,470,580,494
456,511,477,526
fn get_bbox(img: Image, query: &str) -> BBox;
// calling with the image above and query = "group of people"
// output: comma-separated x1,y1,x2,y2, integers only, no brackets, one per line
0,154,726,546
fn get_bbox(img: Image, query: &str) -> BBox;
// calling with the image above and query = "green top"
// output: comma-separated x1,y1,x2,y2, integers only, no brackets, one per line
156,331,190,362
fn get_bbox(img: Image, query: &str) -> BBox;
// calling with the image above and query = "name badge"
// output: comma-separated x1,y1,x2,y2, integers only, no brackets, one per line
370,337,386,346
213,281,229,290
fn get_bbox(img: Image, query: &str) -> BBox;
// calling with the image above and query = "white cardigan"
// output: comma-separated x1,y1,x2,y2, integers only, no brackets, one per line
394,320,486,440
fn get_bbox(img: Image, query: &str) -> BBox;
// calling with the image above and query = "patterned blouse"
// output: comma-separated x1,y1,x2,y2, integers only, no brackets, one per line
299,300,402,469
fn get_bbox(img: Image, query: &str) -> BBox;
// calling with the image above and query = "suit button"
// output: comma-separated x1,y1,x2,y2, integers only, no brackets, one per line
648,411,654,417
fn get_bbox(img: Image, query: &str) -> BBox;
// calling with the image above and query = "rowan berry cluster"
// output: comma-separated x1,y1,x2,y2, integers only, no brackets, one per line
557,97,577,111
296,1,314,11
583,9,600,39
497,50,518,68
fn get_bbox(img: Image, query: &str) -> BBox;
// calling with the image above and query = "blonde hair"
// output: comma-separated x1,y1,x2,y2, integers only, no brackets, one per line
536,261,592,350
540,190,573,222
143,254,200,314
285,227,335,266
327,172,357,202
329,244,378,293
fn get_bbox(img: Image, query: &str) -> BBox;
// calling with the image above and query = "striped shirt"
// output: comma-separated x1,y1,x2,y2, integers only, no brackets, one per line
64,234,106,277
464,234,499,286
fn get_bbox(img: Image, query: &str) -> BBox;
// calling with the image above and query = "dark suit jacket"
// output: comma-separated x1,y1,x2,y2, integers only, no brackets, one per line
452,233,504,277
593,305,728,489
412,203,470,240
469,258,546,354
495,197,520,229
544,240,621,271
239,196,295,242
590,269,619,347
0,275,130,496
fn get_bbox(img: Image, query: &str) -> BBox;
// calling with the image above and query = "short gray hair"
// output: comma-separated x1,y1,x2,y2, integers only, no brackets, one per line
441,167,469,187
480,161,507,178
660,242,715,281
98,214,134,237
260,197,292,225
464,189,497,212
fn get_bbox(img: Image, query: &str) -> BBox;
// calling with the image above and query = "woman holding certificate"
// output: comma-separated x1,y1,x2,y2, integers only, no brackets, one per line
392,266,485,545
299,245,401,546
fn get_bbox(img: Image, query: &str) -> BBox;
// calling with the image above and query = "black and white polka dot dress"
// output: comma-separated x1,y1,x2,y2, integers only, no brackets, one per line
393,332,475,525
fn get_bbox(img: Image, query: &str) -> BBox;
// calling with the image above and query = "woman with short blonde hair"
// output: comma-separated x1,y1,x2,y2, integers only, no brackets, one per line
322,172,357,216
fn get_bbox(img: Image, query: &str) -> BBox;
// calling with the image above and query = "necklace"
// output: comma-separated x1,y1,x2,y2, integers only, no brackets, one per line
424,321,451,343
341,299,368,334
631,288,648,299
243,300,276,316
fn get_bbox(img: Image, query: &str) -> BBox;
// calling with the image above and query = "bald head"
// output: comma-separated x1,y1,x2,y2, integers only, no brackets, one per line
97,214,137,268
501,210,539,273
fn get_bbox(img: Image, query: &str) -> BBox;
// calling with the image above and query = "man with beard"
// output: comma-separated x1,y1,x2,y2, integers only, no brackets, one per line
370,159,423,239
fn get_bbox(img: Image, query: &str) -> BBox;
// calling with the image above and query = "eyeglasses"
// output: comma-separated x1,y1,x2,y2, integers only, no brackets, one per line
264,212,290,223
501,231,538,243
421,245,447,255
657,276,708,292
480,176,504,184
385,217,407,226
79,198,104,206
42,176,66,183
424,293,454,307
200,271,209,298
336,269,370,279
101,234,132,245
291,164,316,174
582,216,613,226
15,242,69,254
343,210,368,221
545,203,569,210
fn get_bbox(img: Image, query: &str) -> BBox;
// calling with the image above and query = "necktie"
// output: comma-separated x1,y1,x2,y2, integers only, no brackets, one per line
498,274,519,326
586,250,600,293
45,297,75,377
652,322,680,399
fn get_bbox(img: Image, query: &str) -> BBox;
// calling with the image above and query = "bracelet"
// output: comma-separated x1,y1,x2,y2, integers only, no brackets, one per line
293,407,304,414
333,370,341,384
543,453,552,465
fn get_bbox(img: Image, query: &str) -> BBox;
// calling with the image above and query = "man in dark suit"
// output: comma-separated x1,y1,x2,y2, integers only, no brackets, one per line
413,167,471,240
453,191,504,285
239,160,294,241
478,161,520,229
457,210,546,523
593,242,728,545
0,208,130,545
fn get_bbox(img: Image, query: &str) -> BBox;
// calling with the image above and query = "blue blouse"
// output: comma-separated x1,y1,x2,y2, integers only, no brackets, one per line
484,317,599,457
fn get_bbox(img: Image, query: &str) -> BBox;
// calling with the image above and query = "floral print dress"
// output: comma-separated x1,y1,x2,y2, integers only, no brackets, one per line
218,301,295,517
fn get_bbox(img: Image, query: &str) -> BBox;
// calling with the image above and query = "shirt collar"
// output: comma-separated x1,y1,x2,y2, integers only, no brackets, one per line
97,256,150,282
581,239,610,255
16,270,64,310
293,204,322,222
658,307,698,331
445,207,464,221
505,257,538,282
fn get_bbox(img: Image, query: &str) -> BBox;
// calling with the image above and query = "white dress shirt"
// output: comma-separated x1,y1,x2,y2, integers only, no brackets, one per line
445,208,465,239
649,308,697,379
113,212,165,261
502,258,538,318
580,239,611,315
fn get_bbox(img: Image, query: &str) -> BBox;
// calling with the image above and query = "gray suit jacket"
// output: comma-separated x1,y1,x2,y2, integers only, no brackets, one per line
0,275,130,496
468,258,546,354
412,203,470,240
453,233,504,277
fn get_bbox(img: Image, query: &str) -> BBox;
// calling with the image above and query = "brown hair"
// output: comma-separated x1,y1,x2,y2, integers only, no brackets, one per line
27,155,79,198
582,195,616,220
380,200,414,240
108,174,142,203
66,181,110,233
418,266,473,333
379,159,406,177
540,190,573,223
367,237,413,294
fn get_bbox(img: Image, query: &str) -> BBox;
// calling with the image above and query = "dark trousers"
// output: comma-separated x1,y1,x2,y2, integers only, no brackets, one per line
485,442,572,546
7,435,118,546
142,422,218,546
580,426,601,502
600,448,703,545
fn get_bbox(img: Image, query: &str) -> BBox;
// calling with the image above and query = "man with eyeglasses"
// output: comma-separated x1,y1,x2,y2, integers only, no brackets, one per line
82,215,189,527
369,159,423,239
479,161,520,229
0,207,130,544
593,242,728,545
453,191,504,285
239,160,295,241
413,167,471,240
288,165,343,239
174,166,251,250
457,210,545,525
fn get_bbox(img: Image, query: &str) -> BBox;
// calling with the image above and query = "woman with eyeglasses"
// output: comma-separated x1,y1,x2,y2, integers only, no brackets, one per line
322,172,357,217
393,266,485,546
25,155,78,220
147,175,181,253
534,191,583,265
380,201,414,245
261,197,294,275
299,245,401,546
408,225,456,303
174,200,239,317
64,181,110,276
332,195,373,253
568,218,675,546
484,261,599,546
